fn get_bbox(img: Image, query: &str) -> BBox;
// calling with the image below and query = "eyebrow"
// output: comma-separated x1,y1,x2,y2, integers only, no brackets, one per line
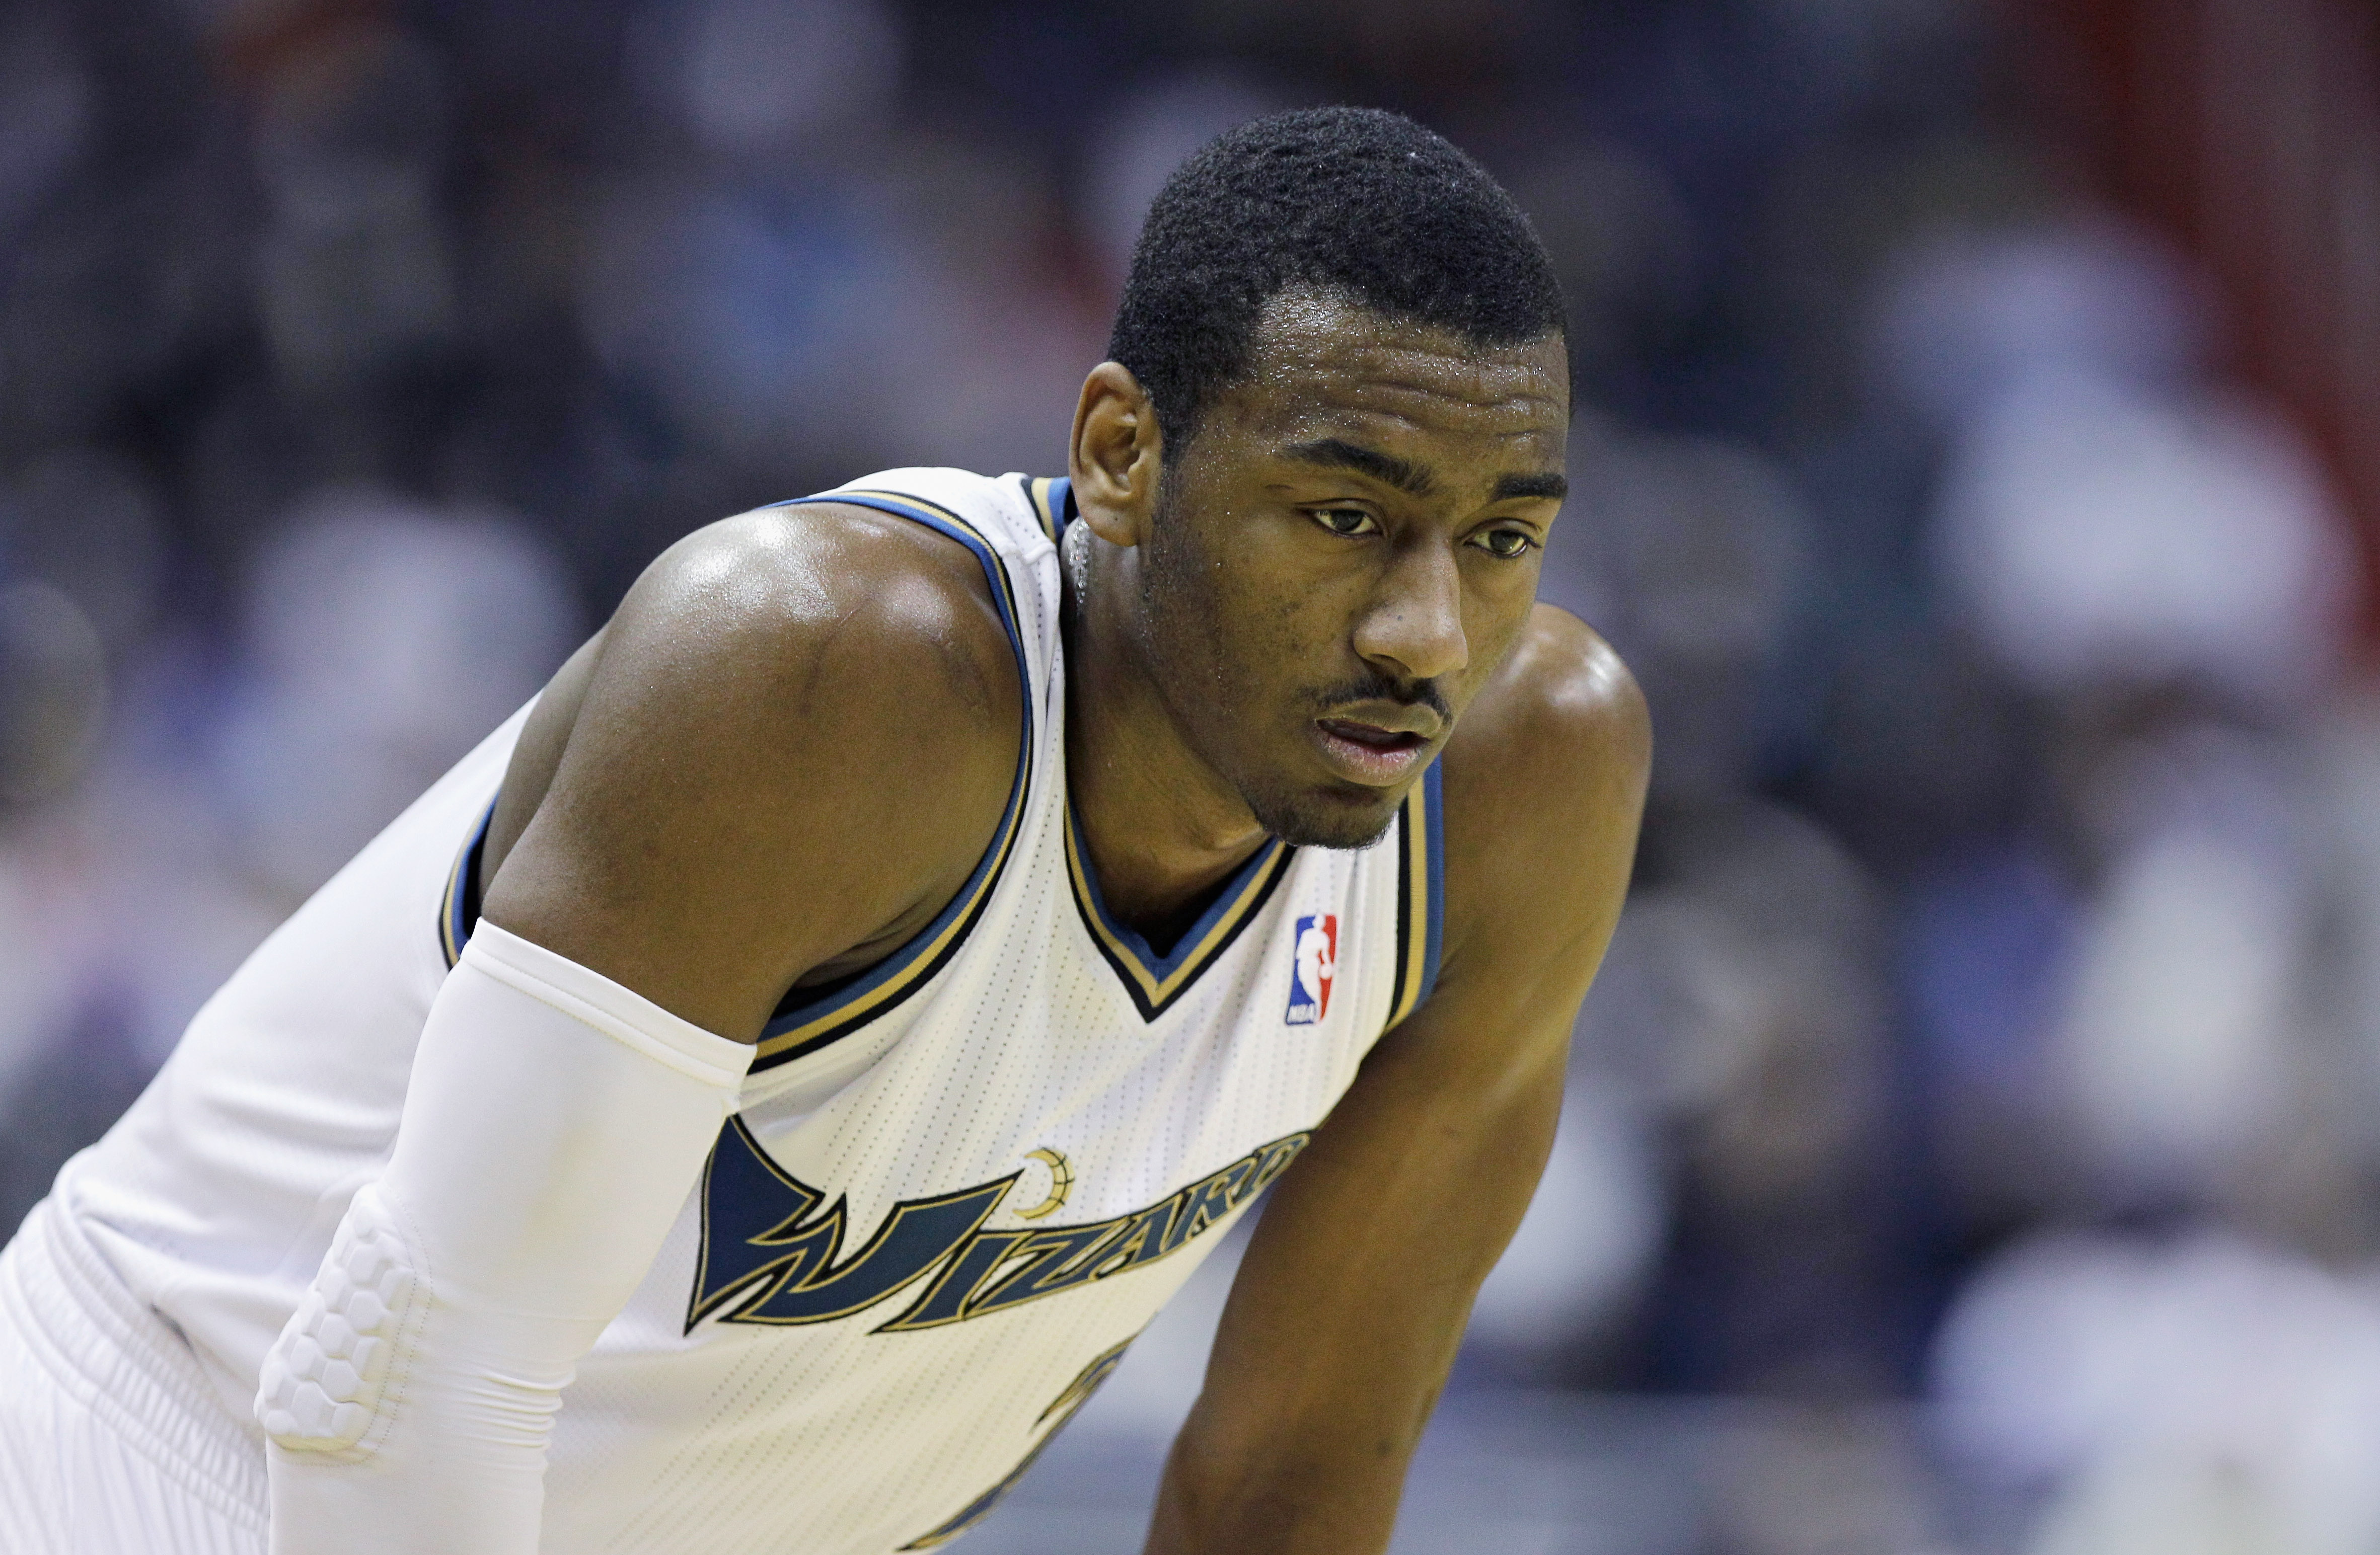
1279,438,1566,504
1281,438,1435,496
1491,470,1568,502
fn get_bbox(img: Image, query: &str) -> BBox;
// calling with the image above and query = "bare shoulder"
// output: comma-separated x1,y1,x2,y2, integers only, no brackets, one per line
640,504,1012,726
1441,604,1648,834
1437,604,1647,785
481,501,1023,1038
1434,604,1650,972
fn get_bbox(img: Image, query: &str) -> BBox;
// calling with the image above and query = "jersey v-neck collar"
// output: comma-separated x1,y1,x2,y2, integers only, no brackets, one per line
1062,801,1295,1023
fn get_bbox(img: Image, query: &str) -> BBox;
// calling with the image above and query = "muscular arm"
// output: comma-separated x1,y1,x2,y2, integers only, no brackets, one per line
260,504,1022,1554
1146,608,1649,1554
481,503,1021,1036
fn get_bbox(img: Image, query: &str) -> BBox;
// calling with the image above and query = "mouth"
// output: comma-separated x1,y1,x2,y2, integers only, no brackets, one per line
1312,717,1433,787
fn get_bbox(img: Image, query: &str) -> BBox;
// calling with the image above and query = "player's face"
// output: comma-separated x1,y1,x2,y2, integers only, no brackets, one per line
1142,293,1570,848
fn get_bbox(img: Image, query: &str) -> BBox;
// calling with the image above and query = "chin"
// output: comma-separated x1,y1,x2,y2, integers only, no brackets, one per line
1244,783,1402,851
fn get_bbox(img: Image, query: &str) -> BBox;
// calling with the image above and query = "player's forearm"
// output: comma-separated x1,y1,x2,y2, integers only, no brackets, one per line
1135,1019,1565,1554
1141,1401,1421,1555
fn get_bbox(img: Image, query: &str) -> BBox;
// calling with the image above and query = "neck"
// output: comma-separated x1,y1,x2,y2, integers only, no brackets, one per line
1062,527,1270,941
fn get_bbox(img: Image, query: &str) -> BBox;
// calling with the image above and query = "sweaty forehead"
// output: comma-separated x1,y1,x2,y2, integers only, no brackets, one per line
1219,289,1569,445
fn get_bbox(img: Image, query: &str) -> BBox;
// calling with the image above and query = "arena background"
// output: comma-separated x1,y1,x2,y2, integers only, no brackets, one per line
2,1,2377,1550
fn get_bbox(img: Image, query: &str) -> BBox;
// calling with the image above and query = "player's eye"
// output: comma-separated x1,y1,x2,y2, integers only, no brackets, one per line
1468,527,1536,559
1309,507,1379,538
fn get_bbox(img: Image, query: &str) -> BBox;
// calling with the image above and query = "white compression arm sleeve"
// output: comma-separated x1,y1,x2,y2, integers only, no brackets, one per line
257,921,753,1555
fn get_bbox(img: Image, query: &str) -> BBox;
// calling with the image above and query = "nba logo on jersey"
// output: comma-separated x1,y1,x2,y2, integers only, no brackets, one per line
1286,914,1336,1025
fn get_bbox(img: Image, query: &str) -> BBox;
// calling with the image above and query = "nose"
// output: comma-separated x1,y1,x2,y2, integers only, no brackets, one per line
1351,537,1469,684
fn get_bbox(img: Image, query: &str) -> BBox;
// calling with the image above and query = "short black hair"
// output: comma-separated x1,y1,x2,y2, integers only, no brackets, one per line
1107,106,1567,457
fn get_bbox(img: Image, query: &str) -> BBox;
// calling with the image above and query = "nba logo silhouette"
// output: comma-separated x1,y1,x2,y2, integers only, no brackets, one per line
1286,914,1336,1025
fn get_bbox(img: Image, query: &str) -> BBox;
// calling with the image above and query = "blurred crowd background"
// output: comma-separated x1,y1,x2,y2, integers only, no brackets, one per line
3,0,2377,1550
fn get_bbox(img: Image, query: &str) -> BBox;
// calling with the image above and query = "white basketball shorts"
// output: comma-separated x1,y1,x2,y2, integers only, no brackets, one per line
0,1198,266,1554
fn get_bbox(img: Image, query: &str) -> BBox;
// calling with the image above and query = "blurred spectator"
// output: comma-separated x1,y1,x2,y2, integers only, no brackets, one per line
1937,372,2348,708
1866,223,2204,435
1935,1229,2380,1555
210,488,578,898
1589,799,1901,1396
1081,68,1289,287
1505,141,1697,410
0,581,106,806
0,488,574,1237
2046,717,2310,1211
250,22,457,402
641,0,905,165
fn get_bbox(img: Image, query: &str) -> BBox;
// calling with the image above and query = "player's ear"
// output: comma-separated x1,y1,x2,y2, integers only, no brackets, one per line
1069,362,1161,549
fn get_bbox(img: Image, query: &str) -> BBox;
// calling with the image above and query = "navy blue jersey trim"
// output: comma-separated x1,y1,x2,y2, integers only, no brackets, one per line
1420,758,1445,1003
1064,803,1294,1024
1384,760,1446,1030
1019,475,1071,543
438,800,495,969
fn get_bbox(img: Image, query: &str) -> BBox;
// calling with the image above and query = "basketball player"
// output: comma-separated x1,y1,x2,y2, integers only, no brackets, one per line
0,108,1647,1554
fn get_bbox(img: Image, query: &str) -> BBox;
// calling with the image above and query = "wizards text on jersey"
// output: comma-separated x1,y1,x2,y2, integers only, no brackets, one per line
687,1118,1310,1334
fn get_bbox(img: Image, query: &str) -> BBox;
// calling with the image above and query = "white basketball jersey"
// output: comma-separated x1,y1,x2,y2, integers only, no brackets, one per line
53,469,1446,1554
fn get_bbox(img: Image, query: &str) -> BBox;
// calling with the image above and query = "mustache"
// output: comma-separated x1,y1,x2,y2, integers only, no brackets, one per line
1306,670,1451,724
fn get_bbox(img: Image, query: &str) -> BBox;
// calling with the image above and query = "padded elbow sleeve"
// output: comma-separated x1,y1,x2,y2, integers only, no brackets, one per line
257,922,752,1555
